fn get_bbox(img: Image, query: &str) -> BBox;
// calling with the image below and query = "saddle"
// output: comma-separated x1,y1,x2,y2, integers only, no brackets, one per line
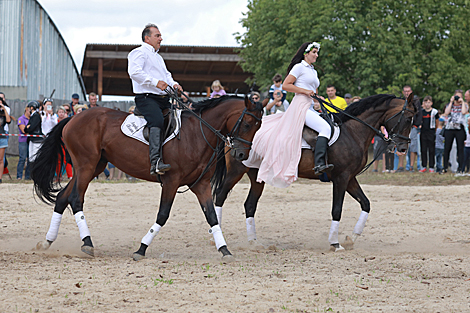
134,107,178,142
302,123,340,152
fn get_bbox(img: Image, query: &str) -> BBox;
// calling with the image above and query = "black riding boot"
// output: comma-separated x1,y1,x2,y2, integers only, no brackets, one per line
149,127,171,176
313,136,334,174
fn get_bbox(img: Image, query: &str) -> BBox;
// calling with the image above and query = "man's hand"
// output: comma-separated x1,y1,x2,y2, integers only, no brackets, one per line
173,84,183,93
157,80,169,91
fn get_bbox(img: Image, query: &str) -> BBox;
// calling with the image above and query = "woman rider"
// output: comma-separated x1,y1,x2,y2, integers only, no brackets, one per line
243,41,333,188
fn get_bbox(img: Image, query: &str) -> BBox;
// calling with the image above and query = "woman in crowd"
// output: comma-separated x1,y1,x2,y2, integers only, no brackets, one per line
443,90,468,173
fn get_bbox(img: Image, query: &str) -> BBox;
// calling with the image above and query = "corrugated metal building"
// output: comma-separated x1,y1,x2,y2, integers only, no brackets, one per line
0,0,85,100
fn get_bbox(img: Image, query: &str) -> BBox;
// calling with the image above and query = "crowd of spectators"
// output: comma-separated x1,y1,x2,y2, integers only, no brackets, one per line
2,80,470,183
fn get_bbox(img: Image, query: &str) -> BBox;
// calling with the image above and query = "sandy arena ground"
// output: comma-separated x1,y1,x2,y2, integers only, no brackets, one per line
1,180,470,312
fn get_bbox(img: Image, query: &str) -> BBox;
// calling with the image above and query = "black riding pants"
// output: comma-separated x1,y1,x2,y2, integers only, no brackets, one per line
134,94,171,129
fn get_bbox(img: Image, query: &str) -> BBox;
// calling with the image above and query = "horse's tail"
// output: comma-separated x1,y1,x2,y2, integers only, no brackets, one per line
31,117,72,205
211,143,227,199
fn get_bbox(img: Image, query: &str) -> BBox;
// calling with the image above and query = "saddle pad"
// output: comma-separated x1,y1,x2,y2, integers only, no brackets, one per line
121,110,182,146
301,125,340,149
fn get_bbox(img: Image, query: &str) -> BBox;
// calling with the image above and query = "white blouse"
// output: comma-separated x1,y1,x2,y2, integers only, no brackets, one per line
288,60,320,93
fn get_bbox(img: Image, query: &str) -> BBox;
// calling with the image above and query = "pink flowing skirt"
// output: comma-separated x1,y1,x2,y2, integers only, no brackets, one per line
243,94,312,188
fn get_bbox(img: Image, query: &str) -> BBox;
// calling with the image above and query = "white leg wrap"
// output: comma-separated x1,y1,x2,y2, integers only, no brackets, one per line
246,217,257,241
141,223,162,246
353,211,369,235
209,225,226,250
74,212,91,240
45,212,62,242
328,221,340,245
215,206,223,227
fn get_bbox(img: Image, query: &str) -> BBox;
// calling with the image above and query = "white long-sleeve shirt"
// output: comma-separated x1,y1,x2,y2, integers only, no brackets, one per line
127,42,178,95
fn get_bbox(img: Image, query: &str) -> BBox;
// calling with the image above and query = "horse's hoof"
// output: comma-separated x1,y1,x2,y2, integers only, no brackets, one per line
36,240,51,251
248,239,265,249
342,236,355,250
133,253,146,261
81,245,94,257
222,254,236,263
330,244,345,252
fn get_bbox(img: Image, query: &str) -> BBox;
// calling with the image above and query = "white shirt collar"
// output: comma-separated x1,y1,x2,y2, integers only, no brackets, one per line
301,60,314,68
142,42,157,53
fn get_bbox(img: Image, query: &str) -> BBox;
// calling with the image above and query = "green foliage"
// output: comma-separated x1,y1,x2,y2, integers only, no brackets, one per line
236,0,470,109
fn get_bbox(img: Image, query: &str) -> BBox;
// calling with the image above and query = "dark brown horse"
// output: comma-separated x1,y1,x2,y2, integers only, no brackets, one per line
212,93,417,251
31,96,263,260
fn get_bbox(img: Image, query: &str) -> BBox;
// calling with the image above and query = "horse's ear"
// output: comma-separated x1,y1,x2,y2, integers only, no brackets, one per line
261,98,269,108
245,95,258,111
407,92,417,111
407,92,414,106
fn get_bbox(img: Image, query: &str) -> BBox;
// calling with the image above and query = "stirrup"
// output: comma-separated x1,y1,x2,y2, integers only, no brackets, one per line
314,164,334,175
156,158,171,175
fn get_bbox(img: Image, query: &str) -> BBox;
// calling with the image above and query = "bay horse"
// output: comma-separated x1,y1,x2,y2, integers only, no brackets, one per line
31,96,263,260
211,93,417,251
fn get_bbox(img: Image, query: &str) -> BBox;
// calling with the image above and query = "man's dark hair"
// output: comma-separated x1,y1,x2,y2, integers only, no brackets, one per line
272,74,282,83
326,85,335,89
142,23,158,42
403,85,412,91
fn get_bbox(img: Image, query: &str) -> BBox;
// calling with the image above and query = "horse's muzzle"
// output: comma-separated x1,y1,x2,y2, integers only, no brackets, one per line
231,147,247,161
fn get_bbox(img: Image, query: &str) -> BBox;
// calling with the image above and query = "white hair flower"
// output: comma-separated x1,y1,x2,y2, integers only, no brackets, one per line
304,42,321,54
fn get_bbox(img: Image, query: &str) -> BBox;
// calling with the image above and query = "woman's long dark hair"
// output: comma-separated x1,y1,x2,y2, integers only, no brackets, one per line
286,42,312,75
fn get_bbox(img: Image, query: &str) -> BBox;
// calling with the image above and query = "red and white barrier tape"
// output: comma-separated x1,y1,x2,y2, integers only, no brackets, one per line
0,133,45,138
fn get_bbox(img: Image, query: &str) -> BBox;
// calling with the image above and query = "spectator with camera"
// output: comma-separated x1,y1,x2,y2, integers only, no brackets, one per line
442,90,468,174
266,89,289,115
41,98,58,135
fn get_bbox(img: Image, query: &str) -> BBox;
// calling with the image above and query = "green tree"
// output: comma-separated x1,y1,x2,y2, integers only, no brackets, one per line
236,0,470,108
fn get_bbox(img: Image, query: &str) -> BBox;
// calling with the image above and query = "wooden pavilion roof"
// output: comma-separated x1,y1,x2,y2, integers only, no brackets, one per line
80,44,253,97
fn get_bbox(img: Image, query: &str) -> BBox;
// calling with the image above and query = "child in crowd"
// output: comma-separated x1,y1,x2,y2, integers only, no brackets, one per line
268,73,287,102
419,96,439,172
210,80,226,98
435,118,445,173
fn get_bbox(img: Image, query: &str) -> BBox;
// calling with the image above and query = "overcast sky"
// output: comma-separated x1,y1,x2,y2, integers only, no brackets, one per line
38,0,250,70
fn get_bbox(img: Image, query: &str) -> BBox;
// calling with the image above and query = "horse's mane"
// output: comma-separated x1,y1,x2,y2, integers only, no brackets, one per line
191,95,264,114
338,94,397,122
192,95,243,113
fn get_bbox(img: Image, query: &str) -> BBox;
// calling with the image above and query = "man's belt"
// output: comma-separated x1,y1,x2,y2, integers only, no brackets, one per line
136,93,168,98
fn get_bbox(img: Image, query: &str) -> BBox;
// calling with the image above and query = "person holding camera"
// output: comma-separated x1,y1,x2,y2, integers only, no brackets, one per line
443,90,468,173
41,98,58,135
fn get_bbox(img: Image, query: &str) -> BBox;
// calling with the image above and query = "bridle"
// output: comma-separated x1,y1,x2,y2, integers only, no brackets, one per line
382,99,415,146
164,87,262,193
165,87,262,149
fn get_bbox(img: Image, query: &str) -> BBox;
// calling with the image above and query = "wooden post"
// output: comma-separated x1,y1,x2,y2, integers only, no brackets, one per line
98,58,103,101
206,86,211,98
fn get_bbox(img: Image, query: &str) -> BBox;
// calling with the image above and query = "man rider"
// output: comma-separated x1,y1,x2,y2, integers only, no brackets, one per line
127,23,183,176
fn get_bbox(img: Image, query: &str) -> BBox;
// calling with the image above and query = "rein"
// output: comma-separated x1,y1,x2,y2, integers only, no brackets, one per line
164,87,261,193
311,95,414,175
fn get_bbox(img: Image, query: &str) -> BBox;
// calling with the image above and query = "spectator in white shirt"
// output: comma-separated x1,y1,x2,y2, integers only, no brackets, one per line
41,98,58,135
127,23,183,176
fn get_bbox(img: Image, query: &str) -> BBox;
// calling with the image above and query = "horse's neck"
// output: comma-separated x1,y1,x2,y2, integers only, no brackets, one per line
344,110,387,145
201,102,240,133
